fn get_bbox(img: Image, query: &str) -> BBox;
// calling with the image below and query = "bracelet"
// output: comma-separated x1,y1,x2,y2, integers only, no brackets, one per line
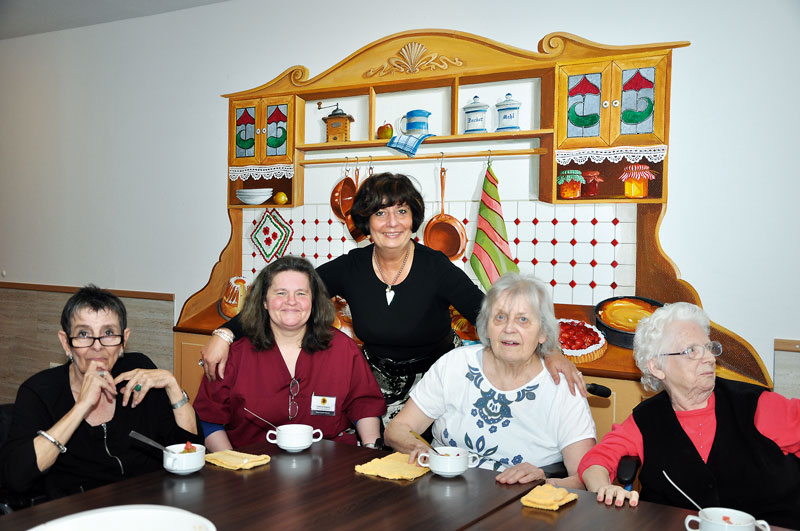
171,389,190,410
37,430,67,454
212,328,234,345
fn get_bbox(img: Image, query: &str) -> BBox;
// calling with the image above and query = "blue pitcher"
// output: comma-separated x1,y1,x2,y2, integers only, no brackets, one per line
399,109,431,135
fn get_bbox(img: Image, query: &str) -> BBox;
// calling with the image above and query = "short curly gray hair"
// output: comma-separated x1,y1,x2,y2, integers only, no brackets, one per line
633,302,710,392
475,273,560,358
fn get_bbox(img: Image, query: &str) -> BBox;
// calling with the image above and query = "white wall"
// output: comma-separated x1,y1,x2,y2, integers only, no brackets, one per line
1,0,798,376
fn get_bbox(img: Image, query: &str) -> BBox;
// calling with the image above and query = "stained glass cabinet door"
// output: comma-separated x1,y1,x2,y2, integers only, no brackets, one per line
609,56,667,146
228,97,294,166
557,62,613,148
557,56,667,148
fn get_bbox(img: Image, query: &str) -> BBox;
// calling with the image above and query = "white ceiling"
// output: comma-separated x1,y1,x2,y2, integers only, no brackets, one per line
0,0,231,40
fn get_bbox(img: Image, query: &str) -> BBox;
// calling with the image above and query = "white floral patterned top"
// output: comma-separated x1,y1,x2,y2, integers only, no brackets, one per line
410,344,596,471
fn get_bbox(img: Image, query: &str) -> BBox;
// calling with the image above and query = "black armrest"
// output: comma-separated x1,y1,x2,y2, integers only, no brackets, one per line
541,461,568,478
616,455,641,486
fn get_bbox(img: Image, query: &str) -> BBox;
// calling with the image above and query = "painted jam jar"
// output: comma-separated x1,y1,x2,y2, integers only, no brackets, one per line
618,164,656,198
495,93,521,131
463,96,489,134
582,170,603,197
557,169,585,199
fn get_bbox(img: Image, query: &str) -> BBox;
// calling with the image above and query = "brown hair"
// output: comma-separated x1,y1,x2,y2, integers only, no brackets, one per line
239,255,335,352
350,172,425,236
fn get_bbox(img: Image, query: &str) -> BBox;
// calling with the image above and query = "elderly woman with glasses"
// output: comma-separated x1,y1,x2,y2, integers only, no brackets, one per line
579,302,800,528
0,285,202,500
193,256,385,451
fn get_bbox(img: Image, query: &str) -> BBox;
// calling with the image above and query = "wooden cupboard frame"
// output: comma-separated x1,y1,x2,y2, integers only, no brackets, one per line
175,29,771,391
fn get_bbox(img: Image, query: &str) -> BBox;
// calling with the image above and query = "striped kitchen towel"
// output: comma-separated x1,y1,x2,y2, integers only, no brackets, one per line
470,165,519,290
386,133,434,157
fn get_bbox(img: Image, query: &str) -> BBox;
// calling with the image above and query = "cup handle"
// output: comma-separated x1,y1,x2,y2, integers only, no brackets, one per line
312,429,323,442
755,520,770,531
467,454,480,468
684,515,700,530
266,430,277,443
399,116,407,135
165,454,176,468
417,453,430,467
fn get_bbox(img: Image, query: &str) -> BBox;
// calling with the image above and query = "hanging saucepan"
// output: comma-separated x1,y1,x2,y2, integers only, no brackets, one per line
330,157,356,223
424,158,467,260
343,159,366,242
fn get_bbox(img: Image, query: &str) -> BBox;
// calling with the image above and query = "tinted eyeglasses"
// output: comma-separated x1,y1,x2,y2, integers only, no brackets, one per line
288,377,300,420
661,341,723,360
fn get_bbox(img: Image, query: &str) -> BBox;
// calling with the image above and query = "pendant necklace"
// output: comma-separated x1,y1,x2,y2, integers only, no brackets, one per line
374,242,411,305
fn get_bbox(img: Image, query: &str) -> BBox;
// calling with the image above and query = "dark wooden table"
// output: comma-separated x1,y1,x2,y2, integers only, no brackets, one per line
468,488,795,531
0,440,532,530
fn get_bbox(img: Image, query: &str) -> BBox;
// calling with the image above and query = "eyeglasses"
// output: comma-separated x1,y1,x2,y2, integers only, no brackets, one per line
68,334,124,348
661,341,723,360
288,377,300,420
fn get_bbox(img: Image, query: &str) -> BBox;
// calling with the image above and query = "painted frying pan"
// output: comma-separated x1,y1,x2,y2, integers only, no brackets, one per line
330,160,356,223
424,166,467,260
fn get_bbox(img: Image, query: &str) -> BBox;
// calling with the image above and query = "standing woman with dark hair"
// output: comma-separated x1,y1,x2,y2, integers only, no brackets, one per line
193,255,385,450
203,173,583,423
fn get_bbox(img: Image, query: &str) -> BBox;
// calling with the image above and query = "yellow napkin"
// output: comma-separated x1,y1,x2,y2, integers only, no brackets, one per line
520,483,578,511
205,449,271,470
355,452,429,480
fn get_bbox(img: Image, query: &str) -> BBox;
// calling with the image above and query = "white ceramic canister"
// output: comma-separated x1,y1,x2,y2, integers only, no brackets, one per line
495,93,521,131
463,96,489,134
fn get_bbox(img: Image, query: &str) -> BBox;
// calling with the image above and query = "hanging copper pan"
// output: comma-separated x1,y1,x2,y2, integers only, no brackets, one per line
424,164,467,260
343,161,366,242
330,158,356,223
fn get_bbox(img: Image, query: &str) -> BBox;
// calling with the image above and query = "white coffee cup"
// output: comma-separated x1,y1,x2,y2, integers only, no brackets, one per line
163,444,205,475
417,447,479,478
266,424,323,452
685,507,770,531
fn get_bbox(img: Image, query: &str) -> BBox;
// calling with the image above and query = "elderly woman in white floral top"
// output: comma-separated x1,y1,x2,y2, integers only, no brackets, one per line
385,273,596,487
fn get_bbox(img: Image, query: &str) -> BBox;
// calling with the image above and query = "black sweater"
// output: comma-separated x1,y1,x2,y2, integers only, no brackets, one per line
0,353,203,500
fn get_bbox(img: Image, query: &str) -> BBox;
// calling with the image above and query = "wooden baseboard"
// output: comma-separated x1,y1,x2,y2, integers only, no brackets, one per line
775,339,800,353
0,281,173,301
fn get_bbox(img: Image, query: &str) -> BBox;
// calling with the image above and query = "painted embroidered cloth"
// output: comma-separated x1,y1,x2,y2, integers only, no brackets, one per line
250,209,293,263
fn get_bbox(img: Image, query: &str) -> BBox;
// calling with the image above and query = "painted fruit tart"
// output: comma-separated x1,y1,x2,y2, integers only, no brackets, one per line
558,319,608,363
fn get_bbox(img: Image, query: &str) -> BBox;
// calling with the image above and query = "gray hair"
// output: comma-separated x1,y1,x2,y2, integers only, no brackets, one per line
475,273,560,357
633,302,710,392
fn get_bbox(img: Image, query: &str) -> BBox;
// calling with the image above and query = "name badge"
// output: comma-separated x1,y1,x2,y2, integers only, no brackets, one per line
311,393,336,416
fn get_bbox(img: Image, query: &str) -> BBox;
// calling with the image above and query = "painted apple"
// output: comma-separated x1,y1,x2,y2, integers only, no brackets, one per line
376,121,393,139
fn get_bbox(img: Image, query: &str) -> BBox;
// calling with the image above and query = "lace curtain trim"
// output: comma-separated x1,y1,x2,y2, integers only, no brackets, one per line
229,165,294,181
556,145,668,165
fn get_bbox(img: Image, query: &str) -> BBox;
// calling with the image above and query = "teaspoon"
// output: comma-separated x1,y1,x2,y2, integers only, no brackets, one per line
129,430,177,453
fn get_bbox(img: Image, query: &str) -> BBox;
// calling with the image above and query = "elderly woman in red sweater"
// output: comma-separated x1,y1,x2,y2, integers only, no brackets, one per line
579,302,800,528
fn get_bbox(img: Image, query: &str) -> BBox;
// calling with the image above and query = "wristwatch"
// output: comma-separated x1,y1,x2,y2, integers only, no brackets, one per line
171,390,190,410
363,437,384,450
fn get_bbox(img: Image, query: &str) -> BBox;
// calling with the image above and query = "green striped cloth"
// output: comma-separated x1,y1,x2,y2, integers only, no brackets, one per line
470,166,519,290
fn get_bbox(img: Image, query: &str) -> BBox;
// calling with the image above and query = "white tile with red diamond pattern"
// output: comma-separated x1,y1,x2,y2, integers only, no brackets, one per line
240,201,637,305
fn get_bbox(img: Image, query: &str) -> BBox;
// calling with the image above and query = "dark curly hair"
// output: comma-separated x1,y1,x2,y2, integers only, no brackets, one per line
60,284,128,334
350,172,425,236
239,255,335,353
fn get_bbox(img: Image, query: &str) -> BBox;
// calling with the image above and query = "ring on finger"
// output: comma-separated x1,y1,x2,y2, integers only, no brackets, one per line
134,384,142,392
97,370,106,377
198,359,204,367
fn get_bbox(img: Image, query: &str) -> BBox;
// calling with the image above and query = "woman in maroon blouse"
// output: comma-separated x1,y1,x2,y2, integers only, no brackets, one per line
193,256,385,450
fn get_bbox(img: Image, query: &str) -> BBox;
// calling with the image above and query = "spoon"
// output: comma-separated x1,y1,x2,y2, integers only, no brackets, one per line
662,470,702,511
129,430,177,453
409,430,440,455
244,407,279,430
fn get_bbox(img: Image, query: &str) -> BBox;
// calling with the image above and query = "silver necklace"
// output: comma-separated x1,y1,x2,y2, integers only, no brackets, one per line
374,242,411,305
